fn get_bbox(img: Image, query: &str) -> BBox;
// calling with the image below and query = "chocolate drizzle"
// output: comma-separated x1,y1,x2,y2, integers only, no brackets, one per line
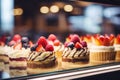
62,47,89,60
32,52,42,61
28,51,56,62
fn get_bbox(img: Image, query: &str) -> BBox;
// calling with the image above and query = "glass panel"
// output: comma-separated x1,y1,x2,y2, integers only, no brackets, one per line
0,0,120,79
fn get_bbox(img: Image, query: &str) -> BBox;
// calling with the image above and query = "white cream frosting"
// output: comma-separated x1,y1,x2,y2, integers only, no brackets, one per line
9,48,31,58
0,46,5,54
114,44,120,51
90,46,114,52
4,46,13,55
54,44,64,52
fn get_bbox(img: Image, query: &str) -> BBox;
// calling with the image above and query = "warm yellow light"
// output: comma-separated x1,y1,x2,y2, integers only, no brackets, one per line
14,8,23,16
40,6,49,14
50,5,59,13
64,5,73,12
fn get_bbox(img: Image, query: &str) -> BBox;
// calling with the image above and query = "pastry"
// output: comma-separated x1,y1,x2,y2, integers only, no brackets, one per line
48,34,64,69
62,34,89,69
90,34,116,64
27,36,58,74
114,34,120,61
9,35,32,77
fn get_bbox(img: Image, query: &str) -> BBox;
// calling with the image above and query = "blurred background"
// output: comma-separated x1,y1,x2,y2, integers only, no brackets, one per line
0,0,120,42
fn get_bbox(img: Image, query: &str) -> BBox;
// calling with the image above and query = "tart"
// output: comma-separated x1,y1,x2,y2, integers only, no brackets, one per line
90,34,116,64
114,34,120,61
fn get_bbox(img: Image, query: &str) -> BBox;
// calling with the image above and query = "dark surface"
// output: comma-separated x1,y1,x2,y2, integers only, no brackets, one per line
74,70,120,80
80,0,120,5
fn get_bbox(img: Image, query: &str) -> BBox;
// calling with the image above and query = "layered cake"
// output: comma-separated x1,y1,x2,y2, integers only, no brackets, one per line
114,34,120,61
9,48,30,77
0,36,10,72
90,34,116,64
2,46,12,73
9,35,32,77
0,46,5,71
62,34,89,69
27,36,58,74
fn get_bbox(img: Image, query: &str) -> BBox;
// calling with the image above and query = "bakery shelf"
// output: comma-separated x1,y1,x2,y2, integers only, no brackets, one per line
4,62,120,80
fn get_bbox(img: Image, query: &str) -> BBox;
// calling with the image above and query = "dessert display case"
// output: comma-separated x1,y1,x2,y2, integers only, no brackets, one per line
0,0,120,80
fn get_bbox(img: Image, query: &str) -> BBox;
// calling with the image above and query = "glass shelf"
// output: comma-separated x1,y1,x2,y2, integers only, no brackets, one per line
2,62,120,80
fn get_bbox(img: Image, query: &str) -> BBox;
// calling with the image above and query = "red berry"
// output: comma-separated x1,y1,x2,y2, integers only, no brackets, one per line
80,41,87,47
71,34,80,44
99,35,104,42
64,42,69,47
9,40,16,46
45,44,54,51
54,40,60,46
68,34,73,39
48,34,57,42
75,42,83,49
37,36,48,48
36,44,43,52
13,34,21,42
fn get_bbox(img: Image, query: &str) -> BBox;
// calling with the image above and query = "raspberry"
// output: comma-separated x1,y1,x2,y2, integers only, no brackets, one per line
48,34,57,42
37,36,48,48
45,44,54,51
13,34,21,42
80,41,87,47
71,34,80,44
75,42,83,49
9,40,16,46
54,40,60,46
64,42,69,47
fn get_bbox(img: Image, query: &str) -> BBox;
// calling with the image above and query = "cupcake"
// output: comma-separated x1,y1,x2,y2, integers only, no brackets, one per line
9,35,32,77
27,36,58,74
62,34,89,69
114,34,120,61
90,34,116,64
48,34,64,69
